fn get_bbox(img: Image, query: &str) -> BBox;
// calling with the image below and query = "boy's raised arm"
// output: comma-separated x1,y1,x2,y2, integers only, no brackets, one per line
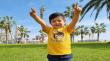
67,4,82,32
30,8,49,32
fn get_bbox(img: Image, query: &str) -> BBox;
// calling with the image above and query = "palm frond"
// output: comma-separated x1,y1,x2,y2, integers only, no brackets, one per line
106,0,110,20
80,0,97,21
95,1,107,20
80,0,110,21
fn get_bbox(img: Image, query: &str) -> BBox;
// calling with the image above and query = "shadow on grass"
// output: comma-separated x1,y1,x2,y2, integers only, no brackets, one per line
72,42,110,49
0,44,47,48
0,42,110,49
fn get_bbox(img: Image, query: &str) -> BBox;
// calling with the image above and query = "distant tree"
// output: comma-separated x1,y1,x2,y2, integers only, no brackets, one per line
39,30,47,43
71,26,81,42
40,5,45,19
90,26,96,39
64,6,73,18
94,23,106,41
0,16,15,43
17,25,30,43
77,25,90,42
0,17,4,41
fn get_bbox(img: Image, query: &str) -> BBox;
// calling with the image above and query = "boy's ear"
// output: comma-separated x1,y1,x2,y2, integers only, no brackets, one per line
50,23,52,25
50,22,52,25
64,23,66,26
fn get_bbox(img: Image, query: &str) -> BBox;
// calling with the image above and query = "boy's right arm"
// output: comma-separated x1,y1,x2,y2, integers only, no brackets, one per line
30,8,49,32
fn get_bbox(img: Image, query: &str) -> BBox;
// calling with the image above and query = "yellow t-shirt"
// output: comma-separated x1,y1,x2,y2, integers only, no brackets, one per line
44,26,74,55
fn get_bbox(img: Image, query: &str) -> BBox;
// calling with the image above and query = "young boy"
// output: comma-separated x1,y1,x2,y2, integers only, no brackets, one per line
30,4,82,61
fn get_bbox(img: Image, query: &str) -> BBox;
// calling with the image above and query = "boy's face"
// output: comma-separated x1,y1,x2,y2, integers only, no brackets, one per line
51,16,65,28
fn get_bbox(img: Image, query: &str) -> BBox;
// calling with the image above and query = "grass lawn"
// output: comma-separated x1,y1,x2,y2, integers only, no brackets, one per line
0,42,110,61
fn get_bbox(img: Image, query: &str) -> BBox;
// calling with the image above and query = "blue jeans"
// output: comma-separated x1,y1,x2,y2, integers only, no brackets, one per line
47,54,73,61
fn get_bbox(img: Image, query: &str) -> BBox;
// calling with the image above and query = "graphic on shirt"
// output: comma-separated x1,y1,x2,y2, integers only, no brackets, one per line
53,30,64,42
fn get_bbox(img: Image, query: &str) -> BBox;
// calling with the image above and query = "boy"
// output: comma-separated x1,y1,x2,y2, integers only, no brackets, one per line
30,4,82,61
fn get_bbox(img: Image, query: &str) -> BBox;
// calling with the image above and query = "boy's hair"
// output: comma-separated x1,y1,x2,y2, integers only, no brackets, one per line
49,12,65,23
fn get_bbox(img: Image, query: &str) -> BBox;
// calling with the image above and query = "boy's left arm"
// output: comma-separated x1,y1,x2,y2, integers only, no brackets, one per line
67,4,82,32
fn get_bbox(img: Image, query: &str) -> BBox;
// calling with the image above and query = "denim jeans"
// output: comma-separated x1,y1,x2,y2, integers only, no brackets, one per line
47,54,73,61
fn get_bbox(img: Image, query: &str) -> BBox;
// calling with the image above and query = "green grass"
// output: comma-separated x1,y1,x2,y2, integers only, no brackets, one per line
0,42,110,61
72,42,110,61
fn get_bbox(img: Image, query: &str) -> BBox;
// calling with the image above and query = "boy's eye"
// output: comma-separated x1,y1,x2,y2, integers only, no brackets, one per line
58,20,61,22
52,20,56,23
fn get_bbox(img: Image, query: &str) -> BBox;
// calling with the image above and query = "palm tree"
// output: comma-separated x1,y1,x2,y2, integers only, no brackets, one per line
78,25,90,42
71,26,81,42
90,26,96,39
0,18,4,41
64,6,73,18
94,23,106,41
40,5,45,19
0,24,2,41
80,0,110,21
84,27,90,39
74,26,81,36
39,30,47,43
17,25,30,43
78,25,84,42
0,16,15,43
18,26,30,38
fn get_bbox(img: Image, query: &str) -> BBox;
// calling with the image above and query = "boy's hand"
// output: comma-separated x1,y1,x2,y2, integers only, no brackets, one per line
74,4,82,14
30,8,37,17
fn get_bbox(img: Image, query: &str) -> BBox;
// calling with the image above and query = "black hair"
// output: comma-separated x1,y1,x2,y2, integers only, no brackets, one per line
49,12,65,24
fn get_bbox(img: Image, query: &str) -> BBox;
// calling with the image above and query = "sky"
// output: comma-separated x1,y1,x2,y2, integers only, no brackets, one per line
0,0,110,41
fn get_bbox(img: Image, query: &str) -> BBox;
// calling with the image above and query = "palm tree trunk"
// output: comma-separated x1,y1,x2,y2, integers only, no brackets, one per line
0,29,2,41
81,34,83,42
5,30,8,44
89,33,91,39
97,33,99,42
15,25,18,43
81,29,83,42
9,32,13,42
70,34,74,43
72,35,75,43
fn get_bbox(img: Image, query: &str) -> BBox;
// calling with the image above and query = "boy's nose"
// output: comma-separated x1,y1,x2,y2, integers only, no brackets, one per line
55,21,59,24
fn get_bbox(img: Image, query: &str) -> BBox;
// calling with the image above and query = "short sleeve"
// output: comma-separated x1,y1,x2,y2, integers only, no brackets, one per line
66,25,75,33
42,27,51,34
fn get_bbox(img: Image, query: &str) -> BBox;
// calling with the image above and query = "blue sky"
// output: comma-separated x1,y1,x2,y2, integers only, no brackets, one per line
0,0,110,41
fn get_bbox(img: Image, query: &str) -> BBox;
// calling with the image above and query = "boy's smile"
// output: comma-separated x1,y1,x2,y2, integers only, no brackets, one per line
51,16,65,28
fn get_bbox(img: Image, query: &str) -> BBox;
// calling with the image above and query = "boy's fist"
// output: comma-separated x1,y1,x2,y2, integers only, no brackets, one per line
74,4,82,14
30,8,37,17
